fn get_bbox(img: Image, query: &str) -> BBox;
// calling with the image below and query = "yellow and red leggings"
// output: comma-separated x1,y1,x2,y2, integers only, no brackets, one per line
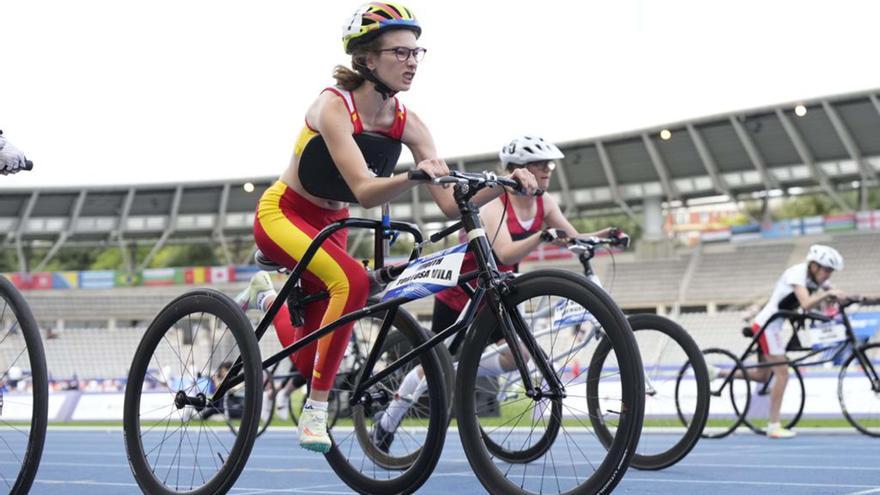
253,181,368,391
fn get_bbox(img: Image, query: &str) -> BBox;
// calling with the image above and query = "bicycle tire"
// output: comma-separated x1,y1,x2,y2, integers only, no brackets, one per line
324,306,448,495
456,270,644,495
123,289,263,495
741,360,805,435
0,275,49,495
838,342,880,437
588,314,709,470
351,314,457,471
226,369,275,438
682,347,751,439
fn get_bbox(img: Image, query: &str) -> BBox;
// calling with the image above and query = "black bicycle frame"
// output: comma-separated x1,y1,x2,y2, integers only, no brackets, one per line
214,182,567,407
352,187,566,404
718,305,880,392
213,217,422,400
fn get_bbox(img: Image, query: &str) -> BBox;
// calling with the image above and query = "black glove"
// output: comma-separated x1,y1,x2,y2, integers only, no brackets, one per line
540,228,568,243
609,228,630,248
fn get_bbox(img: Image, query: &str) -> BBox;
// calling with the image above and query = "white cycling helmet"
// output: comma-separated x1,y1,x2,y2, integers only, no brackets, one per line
499,135,564,168
806,244,844,271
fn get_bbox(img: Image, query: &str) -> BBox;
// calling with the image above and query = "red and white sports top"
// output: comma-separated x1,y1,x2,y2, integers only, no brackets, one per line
293,86,408,156
435,192,545,312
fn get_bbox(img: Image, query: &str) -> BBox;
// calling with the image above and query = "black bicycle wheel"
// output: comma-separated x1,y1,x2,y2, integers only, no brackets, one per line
226,369,274,438
741,359,805,435
123,289,263,495
589,314,709,470
456,270,644,495
684,348,751,439
838,342,880,436
324,306,448,495
0,275,48,495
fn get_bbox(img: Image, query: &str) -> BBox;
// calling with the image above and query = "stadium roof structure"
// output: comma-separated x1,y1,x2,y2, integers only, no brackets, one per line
2,88,879,271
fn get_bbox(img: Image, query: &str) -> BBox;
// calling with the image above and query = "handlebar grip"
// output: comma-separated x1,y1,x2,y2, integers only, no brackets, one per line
408,168,431,181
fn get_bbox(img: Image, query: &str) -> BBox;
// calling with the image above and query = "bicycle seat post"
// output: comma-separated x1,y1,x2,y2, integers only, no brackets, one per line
373,202,392,269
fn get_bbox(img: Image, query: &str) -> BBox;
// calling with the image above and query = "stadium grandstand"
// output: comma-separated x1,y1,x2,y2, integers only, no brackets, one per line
1,88,879,402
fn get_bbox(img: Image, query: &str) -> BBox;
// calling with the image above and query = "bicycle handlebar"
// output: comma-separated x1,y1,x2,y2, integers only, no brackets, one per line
408,169,544,197
566,229,629,256
838,295,880,309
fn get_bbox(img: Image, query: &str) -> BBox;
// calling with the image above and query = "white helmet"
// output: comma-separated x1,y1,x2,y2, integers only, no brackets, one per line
806,244,844,271
499,136,564,167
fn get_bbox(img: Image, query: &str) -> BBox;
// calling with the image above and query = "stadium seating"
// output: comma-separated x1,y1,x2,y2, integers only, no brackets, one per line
6,230,879,381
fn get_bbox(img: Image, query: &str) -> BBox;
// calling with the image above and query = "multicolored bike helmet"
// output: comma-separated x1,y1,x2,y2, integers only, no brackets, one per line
342,2,421,54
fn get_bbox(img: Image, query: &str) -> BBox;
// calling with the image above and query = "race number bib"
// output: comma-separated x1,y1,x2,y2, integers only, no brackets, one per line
806,321,848,346
382,243,468,302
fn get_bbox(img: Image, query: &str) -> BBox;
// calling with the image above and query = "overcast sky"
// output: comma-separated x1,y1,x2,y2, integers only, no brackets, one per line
2,0,879,189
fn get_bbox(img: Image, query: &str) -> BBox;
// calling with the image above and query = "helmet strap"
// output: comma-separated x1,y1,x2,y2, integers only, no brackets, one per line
807,261,820,284
353,61,397,100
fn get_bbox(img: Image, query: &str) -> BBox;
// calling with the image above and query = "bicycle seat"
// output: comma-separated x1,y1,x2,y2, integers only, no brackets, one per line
255,250,286,273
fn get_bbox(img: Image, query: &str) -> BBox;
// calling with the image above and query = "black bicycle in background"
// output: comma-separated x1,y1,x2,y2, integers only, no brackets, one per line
0,273,49,495
123,169,646,495
226,322,415,437
0,157,48,495
677,296,880,438
365,233,710,473
572,235,710,470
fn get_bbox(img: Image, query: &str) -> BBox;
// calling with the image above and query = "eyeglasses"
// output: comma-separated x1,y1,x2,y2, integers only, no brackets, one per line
378,46,427,62
524,161,556,172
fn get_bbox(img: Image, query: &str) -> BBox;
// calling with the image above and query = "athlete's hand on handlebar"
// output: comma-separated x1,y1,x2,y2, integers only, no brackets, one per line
0,131,32,175
506,168,540,197
826,288,848,302
413,158,450,181
606,228,630,248
540,228,570,246
566,228,631,258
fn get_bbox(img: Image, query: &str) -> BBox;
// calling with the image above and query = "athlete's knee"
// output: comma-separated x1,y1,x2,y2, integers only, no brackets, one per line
327,259,369,305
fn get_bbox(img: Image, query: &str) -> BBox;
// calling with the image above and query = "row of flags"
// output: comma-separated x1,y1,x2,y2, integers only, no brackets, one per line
701,211,880,243
3,265,263,291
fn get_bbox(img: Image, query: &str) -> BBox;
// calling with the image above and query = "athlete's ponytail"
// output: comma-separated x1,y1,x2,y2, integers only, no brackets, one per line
333,65,365,91
332,36,383,91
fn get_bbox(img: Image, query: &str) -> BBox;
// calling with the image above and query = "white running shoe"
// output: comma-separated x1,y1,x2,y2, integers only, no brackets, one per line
766,425,796,439
298,407,332,453
234,271,275,311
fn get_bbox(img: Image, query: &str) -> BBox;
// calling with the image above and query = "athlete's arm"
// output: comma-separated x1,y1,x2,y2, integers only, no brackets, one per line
792,285,844,311
479,199,543,266
403,111,538,218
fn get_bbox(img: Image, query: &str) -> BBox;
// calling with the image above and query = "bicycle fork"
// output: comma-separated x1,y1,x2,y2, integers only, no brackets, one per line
852,347,880,393
489,292,566,401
